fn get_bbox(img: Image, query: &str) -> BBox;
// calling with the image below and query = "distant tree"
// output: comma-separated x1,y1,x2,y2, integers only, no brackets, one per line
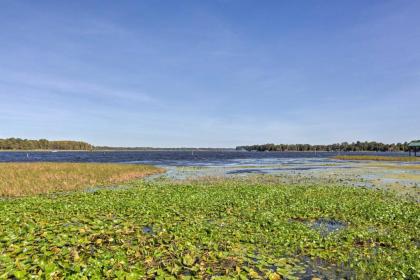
0,138,93,150
236,141,410,152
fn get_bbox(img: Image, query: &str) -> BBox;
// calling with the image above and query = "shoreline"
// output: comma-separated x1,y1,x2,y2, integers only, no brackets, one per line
0,149,410,153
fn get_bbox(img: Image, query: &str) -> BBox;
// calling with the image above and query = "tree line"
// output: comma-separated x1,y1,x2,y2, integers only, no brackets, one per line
0,138,93,150
0,138,232,151
94,146,232,151
236,141,413,152
1,138,415,152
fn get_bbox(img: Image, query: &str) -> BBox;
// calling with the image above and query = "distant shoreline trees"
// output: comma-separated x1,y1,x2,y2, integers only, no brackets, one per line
236,141,411,152
0,138,230,151
0,138,415,152
0,138,93,150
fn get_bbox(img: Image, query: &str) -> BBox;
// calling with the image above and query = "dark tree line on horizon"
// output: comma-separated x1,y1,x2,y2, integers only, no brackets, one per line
0,138,416,152
94,146,231,151
0,138,93,150
0,138,230,151
236,141,413,152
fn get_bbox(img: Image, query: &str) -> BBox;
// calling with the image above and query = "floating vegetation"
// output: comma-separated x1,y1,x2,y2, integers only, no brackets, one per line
368,164,420,170
0,178,418,278
383,173,420,181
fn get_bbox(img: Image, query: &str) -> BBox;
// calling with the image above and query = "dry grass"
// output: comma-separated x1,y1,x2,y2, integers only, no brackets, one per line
383,173,420,180
368,163,420,170
0,163,163,197
333,155,419,162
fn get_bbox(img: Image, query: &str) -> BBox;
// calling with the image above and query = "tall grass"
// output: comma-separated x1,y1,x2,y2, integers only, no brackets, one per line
0,163,163,197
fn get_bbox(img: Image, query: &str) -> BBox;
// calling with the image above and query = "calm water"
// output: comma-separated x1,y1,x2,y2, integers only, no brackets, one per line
0,150,407,166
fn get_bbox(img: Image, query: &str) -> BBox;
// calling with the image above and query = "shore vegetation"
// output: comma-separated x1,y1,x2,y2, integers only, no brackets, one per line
334,155,419,162
0,163,163,197
0,138,93,151
237,141,415,152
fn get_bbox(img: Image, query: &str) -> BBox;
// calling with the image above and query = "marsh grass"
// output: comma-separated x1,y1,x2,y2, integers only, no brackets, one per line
0,163,163,197
368,163,420,170
383,173,420,180
334,155,419,162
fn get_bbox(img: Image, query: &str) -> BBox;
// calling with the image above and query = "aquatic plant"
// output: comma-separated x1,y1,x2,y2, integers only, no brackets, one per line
0,178,418,279
369,163,420,170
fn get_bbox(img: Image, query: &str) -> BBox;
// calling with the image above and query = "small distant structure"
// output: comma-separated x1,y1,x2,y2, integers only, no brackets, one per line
408,140,420,156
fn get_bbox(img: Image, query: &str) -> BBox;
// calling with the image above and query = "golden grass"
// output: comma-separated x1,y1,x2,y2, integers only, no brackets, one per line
333,155,419,162
0,163,163,197
368,163,420,170
383,173,420,180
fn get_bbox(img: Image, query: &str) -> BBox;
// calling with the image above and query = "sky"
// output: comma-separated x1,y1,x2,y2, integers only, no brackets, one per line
0,0,419,147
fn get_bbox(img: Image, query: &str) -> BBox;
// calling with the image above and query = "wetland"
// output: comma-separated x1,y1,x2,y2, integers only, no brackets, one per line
0,151,419,279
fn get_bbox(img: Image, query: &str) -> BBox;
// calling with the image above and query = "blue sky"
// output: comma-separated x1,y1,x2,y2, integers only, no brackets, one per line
1,0,419,147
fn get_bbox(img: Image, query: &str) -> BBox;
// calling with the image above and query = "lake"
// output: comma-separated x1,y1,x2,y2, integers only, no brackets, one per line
2,151,416,186
0,150,407,165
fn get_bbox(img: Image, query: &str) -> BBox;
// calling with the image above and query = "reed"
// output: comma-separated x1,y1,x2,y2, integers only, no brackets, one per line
0,162,163,197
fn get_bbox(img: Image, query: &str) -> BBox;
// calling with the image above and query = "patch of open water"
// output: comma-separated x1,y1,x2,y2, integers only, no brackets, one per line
308,219,347,237
294,256,355,280
142,226,154,235
84,185,131,193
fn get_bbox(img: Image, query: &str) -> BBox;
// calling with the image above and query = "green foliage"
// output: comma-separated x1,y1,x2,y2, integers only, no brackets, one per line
0,179,418,279
0,138,93,150
237,141,411,152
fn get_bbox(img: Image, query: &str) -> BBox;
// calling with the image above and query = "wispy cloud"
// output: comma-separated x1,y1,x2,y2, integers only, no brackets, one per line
76,20,129,36
0,71,155,104
1,1,419,146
